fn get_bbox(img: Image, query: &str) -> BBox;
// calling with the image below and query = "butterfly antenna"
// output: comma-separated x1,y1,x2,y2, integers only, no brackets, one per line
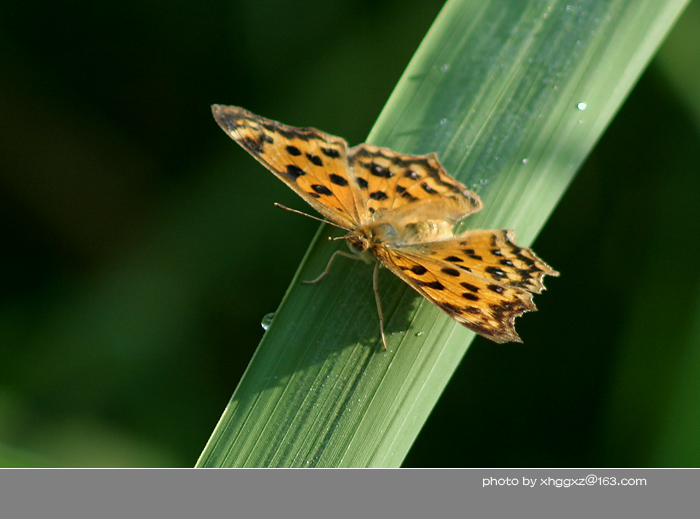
273,203,349,231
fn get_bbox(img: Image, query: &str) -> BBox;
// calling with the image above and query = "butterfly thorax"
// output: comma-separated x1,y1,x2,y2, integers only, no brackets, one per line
346,217,456,253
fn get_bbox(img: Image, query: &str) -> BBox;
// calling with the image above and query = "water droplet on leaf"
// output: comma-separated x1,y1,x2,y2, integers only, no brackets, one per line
261,312,275,331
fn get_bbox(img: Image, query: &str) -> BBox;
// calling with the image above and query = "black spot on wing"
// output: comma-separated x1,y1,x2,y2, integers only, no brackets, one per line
286,145,301,156
440,302,463,314
517,270,534,284
485,266,507,280
311,184,333,196
369,191,388,201
441,267,460,277
285,165,306,180
321,147,340,158
411,265,427,275
306,153,323,166
423,161,465,192
240,137,264,153
460,250,482,261
369,164,393,178
329,174,348,186
420,280,445,290
516,253,536,266
436,303,464,314
356,177,368,189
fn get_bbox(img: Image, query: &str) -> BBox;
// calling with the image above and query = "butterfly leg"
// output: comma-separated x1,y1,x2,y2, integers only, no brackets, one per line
373,261,388,350
302,250,363,285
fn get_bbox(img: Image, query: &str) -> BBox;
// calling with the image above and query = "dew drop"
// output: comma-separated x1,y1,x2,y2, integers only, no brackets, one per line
479,179,488,187
522,158,529,164
577,102,588,111
415,331,426,337
439,118,448,126
261,312,275,331
440,64,450,72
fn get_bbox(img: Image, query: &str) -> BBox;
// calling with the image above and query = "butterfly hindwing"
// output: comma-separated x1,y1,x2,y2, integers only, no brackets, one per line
418,229,560,294
375,244,542,343
349,144,483,222
373,228,558,342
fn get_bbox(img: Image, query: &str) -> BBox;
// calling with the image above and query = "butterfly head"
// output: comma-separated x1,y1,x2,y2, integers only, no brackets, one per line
345,228,371,253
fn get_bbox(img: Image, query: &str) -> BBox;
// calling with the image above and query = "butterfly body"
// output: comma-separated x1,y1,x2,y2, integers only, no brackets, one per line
347,215,455,252
213,104,559,345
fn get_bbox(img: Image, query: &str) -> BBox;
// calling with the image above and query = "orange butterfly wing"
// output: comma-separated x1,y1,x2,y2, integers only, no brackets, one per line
212,104,362,230
375,229,559,343
348,144,483,222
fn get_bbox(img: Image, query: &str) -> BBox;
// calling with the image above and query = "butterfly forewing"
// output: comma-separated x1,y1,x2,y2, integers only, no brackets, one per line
212,105,361,230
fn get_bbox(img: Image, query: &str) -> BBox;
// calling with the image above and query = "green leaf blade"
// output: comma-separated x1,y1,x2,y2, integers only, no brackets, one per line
198,0,689,468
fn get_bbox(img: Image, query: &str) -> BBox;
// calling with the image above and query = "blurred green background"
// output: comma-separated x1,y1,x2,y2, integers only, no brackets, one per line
1,0,700,467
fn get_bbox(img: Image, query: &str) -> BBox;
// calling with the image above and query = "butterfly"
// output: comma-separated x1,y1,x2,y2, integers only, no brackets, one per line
212,105,559,349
